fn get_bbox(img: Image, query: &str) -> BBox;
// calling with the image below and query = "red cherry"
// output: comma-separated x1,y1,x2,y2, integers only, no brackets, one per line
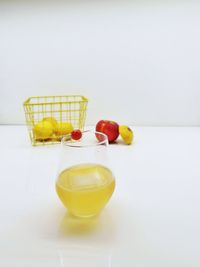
71,129,82,140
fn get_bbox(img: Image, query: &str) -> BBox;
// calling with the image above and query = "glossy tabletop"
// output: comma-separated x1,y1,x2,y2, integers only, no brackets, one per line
0,126,200,267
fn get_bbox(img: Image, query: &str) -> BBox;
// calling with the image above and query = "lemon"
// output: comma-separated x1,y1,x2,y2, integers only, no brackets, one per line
119,125,134,145
33,121,54,140
42,117,58,131
55,122,74,136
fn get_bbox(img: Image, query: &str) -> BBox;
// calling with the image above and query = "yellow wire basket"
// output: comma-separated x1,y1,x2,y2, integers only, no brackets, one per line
23,95,88,146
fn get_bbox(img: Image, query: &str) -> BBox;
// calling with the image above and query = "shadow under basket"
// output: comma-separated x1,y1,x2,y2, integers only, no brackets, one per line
23,95,88,146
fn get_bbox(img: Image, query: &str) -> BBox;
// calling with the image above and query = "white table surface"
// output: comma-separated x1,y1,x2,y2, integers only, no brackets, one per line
0,126,200,267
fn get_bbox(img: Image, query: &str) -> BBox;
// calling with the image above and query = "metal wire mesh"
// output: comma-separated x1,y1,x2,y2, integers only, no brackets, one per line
23,95,88,146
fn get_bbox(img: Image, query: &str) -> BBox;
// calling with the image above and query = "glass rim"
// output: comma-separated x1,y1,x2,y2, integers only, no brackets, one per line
61,130,108,147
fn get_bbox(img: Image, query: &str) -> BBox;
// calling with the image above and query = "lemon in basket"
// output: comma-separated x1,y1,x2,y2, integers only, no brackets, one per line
33,121,54,140
55,122,74,136
42,117,58,131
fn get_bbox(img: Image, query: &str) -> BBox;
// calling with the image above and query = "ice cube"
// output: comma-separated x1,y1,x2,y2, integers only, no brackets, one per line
68,165,104,190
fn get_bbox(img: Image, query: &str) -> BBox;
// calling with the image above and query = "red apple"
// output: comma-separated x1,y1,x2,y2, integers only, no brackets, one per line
96,120,119,143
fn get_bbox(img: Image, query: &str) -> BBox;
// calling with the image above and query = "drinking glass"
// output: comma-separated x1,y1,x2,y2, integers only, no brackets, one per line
55,130,115,218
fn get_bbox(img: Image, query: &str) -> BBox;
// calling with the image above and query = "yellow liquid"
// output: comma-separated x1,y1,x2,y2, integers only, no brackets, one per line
56,164,115,217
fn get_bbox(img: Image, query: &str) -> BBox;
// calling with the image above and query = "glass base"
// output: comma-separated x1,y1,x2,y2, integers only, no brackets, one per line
69,211,99,219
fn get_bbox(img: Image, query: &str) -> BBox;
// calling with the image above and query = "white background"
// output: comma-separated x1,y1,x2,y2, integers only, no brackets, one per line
0,0,200,126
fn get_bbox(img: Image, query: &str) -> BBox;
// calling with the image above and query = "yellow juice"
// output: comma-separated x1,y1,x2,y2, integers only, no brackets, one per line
56,163,115,217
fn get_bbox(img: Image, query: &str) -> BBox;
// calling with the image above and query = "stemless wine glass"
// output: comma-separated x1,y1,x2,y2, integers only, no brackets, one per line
55,130,115,218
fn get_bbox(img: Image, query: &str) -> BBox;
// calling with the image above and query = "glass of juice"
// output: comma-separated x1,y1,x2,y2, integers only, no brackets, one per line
56,130,115,218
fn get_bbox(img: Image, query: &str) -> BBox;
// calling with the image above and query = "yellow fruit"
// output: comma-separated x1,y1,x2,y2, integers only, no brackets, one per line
55,122,74,136
119,125,134,145
33,121,53,140
42,117,58,131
